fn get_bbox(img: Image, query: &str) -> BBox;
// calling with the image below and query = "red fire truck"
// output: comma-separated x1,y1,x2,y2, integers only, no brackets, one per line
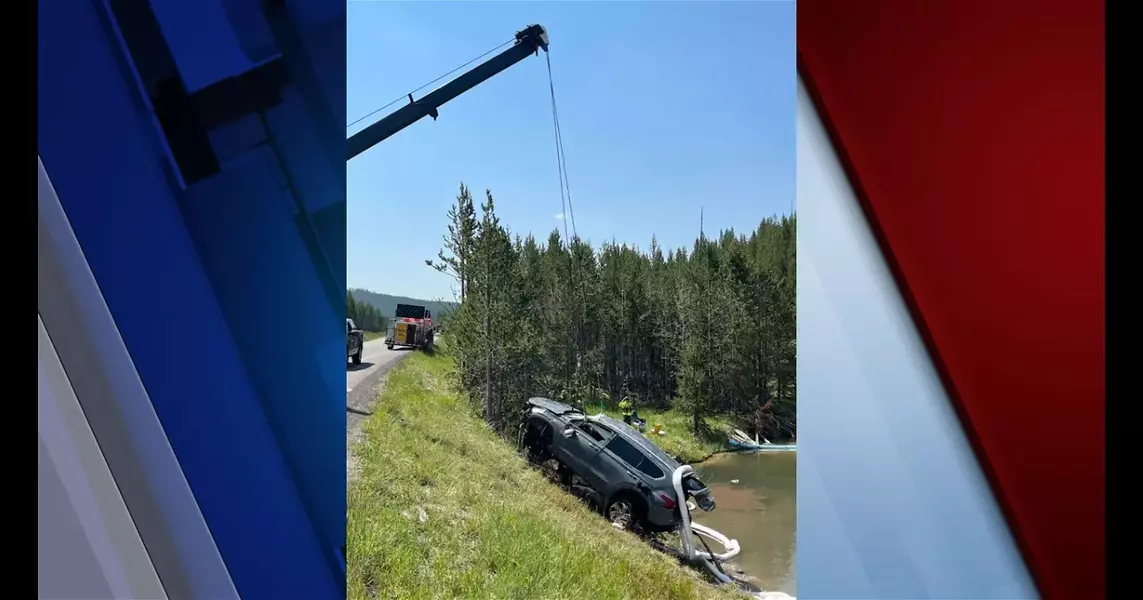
385,303,434,351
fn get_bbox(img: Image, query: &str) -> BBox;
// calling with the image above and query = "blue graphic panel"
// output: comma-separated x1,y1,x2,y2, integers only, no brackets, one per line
38,1,346,597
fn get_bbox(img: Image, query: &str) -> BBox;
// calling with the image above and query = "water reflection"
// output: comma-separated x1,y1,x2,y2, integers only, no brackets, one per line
695,451,796,596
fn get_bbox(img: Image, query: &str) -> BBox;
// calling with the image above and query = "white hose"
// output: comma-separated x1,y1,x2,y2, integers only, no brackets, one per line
671,465,741,565
701,556,737,585
671,465,797,599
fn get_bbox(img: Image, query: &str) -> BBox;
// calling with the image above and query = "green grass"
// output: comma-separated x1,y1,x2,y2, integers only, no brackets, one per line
597,408,733,465
347,351,741,600
362,330,385,342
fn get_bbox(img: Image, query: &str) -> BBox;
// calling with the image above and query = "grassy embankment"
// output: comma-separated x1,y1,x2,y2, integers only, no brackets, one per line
347,350,741,600
362,330,385,342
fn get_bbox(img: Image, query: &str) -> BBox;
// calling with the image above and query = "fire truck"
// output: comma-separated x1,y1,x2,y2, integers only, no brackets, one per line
385,304,434,351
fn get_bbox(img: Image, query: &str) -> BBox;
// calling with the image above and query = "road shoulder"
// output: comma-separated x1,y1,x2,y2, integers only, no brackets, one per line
347,350,412,482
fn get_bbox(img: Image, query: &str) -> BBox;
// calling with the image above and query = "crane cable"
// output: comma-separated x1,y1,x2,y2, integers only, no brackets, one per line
545,51,577,241
347,37,516,130
545,51,589,404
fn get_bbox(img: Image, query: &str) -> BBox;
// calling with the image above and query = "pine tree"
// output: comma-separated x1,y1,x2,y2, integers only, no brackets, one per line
427,183,479,302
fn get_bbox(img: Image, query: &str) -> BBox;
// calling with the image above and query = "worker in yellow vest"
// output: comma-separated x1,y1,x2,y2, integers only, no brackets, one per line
619,398,646,431
619,398,634,422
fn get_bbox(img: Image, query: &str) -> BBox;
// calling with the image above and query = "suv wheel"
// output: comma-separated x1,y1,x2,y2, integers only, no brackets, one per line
526,443,550,466
520,422,552,464
525,435,552,466
605,493,645,530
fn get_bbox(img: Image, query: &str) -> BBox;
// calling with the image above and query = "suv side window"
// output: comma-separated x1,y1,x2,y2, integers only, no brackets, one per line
576,421,614,444
604,436,651,472
347,319,356,333
602,435,665,479
636,457,664,479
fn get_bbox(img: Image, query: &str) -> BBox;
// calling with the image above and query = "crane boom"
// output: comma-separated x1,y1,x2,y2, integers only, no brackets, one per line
348,24,549,160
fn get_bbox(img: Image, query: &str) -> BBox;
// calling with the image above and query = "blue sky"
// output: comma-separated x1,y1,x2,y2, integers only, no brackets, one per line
347,1,795,300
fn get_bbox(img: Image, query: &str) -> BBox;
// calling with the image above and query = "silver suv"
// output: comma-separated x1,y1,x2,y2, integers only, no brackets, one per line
519,397,715,532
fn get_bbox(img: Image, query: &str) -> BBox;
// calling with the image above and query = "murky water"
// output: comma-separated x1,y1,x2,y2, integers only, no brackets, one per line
693,451,796,596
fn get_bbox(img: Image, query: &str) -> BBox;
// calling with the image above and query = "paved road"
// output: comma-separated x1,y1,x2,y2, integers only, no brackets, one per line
346,337,411,416
346,337,415,479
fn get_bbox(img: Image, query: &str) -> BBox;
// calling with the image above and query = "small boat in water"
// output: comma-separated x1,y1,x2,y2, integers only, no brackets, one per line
727,438,796,452
728,429,796,452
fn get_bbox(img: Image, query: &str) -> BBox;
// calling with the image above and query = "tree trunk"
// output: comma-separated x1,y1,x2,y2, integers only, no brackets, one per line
483,254,494,427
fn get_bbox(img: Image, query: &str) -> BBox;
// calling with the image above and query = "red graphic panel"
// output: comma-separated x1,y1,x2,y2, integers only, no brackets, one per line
798,2,1105,599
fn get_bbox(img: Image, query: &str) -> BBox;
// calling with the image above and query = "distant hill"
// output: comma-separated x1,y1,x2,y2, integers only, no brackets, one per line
349,288,459,319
